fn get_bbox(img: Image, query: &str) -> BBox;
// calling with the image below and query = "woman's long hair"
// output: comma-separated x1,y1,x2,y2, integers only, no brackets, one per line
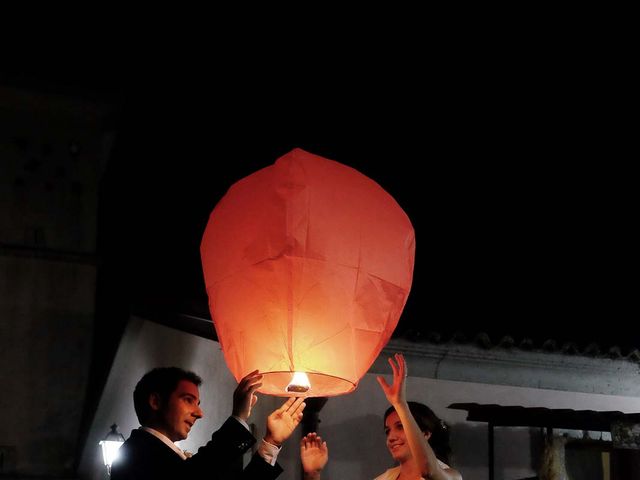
384,401,452,464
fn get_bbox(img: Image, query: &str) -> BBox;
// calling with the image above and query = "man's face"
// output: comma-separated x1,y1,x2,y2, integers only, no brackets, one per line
153,380,203,442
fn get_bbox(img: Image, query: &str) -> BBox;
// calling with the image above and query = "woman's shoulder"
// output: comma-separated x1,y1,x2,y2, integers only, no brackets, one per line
373,466,400,480
438,459,463,479
374,463,457,480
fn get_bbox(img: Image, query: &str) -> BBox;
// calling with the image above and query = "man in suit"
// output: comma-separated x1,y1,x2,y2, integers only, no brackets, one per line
111,366,306,479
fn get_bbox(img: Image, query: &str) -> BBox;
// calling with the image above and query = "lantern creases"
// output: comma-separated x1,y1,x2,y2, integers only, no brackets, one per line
201,148,415,397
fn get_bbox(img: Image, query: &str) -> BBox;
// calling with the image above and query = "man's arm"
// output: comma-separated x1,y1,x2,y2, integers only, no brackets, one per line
183,371,266,477
183,416,256,473
242,451,284,479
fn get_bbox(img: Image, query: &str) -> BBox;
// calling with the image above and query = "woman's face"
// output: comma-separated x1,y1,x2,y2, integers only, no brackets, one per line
384,411,431,463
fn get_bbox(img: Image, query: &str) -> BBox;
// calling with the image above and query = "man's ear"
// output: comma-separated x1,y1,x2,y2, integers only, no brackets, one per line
424,431,432,441
149,392,162,412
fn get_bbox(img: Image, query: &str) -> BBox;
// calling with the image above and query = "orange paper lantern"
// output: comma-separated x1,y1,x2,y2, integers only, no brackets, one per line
201,148,415,397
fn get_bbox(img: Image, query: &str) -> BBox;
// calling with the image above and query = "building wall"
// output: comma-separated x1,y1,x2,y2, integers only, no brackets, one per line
0,256,95,476
0,85,114,477
0,86,109,253
80,317,640,480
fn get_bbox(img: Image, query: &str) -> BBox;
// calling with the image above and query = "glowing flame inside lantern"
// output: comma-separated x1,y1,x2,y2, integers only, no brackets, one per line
286,372,311,394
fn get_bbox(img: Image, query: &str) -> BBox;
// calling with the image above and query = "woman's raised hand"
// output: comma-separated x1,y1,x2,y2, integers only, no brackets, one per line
376,352,407,407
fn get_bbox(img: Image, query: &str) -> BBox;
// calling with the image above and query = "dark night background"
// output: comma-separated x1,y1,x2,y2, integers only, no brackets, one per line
1,32,637,479
97,63,633,354
2,24,637,479
4,46,634,355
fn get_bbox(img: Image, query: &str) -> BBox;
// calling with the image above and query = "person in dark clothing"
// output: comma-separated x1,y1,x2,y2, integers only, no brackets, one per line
111,366,305,480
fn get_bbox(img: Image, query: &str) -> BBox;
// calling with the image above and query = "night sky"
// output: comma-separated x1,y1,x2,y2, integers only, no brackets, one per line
97,68,635,353
3,47,634,352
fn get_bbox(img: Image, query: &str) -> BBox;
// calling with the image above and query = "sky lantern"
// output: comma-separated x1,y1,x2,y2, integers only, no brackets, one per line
200,148,415,397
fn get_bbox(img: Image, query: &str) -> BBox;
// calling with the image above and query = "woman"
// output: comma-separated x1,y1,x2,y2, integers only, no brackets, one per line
375,353,461,480
301,353,462,480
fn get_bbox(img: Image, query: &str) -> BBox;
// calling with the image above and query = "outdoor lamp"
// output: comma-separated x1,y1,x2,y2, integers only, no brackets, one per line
201,148,415,397
99,424,125,475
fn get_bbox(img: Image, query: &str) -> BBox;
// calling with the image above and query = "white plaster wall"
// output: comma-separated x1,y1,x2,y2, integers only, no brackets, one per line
78,317,295,480
322,374,640,480
79,317,640,480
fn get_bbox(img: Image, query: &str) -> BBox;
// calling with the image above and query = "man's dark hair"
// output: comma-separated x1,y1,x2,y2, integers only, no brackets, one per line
133,367,202,425
384,401,452,463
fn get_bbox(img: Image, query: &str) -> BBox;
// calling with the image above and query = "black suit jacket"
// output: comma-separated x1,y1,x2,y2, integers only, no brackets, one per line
111,417,283,480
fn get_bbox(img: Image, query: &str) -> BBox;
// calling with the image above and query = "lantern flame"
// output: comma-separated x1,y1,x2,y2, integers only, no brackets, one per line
286,371,311,393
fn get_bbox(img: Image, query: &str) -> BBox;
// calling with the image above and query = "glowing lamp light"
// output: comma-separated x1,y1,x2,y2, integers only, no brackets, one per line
287,371,311,394
201,148,415,397
99,424,125,475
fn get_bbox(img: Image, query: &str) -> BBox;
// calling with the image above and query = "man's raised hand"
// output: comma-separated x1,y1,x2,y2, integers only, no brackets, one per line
232,370,263,421
264,397,306,446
